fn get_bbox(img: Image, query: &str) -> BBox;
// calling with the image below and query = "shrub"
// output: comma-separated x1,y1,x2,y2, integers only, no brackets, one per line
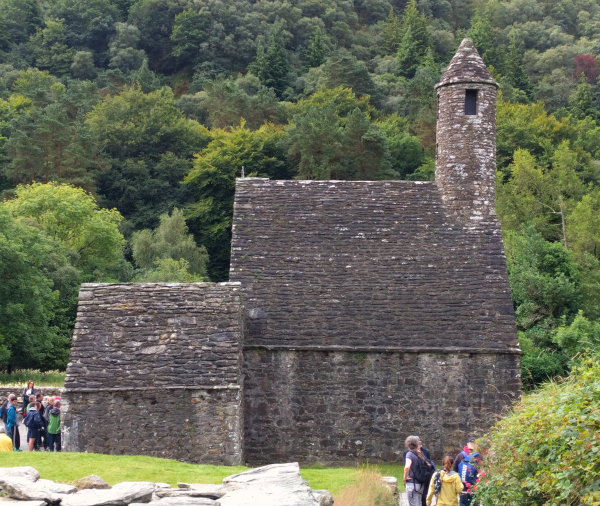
476,356,600,506
334,466,397,506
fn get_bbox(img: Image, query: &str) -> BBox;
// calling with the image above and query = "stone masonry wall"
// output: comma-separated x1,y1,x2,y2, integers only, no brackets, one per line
64,388,243,464
244,349,521,464
63,283,245,465
435,82,497,225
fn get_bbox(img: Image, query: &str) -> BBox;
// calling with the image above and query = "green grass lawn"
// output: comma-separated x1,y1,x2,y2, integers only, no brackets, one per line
0,453,404,497
0,370,65,387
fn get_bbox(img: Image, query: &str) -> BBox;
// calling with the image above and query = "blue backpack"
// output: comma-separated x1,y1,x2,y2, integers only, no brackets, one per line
458,451,479,486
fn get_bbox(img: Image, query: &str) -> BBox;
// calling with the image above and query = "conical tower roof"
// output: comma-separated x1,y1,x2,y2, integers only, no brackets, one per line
436,38,498,89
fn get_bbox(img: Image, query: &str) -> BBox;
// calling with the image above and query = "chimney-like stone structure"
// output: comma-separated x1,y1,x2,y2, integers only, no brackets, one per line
435,38,499,225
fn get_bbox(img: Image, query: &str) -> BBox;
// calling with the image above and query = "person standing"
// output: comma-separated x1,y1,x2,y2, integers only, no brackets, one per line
458,452,482,506
22,381,35,410
0,396,8,424
453,437,476,472
404,435,434,506
26,395,35,413
46,400,62,452
5,395,21,451
0,427,13,452
403,438,436,506
36,397,48,450
426,456,463,506
23,401,43,452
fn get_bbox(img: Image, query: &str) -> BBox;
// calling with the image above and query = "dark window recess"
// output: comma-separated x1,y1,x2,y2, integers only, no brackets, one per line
465,89,478,115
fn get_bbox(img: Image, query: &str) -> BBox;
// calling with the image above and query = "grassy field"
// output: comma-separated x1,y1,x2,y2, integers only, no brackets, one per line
0,370,65,387
0,453,404,497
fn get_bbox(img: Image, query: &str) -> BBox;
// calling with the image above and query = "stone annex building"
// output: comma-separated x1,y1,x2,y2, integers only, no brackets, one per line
63,40,521,465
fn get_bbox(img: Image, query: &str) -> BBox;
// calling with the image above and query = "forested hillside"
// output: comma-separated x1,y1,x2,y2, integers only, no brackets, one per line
1,0,600,383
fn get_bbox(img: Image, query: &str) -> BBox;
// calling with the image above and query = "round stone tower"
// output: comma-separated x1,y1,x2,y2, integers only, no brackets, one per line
435,38,499,225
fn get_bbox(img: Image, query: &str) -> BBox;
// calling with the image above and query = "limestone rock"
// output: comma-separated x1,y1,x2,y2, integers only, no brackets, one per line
131,499,217,506
155,488,222,499
59,481,155,506
218,463,321,506
0,478,62,503
381,476,398,494
0,500,47,505
0,467,40,483
312,490,334,506
36,479,78,494
153,484,171,490
72,475,111,490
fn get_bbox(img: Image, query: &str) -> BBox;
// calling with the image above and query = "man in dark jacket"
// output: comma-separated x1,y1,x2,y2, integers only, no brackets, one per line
23,401,43,452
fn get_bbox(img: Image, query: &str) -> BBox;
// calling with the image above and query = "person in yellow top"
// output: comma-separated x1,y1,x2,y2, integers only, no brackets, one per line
0,426,13,452
426,455,464,506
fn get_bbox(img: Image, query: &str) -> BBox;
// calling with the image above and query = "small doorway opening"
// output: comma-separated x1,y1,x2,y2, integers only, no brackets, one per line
465,89,478,115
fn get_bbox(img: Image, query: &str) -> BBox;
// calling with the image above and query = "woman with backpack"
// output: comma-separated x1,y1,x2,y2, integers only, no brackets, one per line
404,436,434,506
426,456,464,506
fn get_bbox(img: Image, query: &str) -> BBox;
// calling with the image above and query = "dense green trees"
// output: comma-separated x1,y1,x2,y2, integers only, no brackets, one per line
1,0,600,380
184,122,291,280
131,207,208,280
0,183,126,371
87,85,209,229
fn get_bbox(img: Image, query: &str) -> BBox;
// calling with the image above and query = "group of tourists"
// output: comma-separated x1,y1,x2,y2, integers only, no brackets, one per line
0,381,62,452
403,435,483,506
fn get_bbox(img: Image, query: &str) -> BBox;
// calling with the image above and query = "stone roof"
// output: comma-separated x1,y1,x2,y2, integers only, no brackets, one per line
436,38,498,88
230,179,519,353
65,283,244,390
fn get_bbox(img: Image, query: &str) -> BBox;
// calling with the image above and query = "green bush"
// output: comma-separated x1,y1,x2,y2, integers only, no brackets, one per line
476,356,600,506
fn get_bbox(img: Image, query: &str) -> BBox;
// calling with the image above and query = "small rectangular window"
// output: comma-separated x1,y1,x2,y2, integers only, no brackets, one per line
465,89,478,115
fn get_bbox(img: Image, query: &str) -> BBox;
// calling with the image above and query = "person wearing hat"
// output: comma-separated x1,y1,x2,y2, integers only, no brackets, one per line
452,437,476,473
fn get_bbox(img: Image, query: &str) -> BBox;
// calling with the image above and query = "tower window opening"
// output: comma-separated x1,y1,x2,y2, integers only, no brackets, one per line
465,89,478,115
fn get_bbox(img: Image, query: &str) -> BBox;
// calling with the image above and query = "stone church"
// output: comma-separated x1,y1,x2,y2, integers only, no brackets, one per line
63,39,521,465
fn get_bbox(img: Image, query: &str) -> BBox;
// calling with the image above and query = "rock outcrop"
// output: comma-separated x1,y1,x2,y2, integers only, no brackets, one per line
0,464,332,506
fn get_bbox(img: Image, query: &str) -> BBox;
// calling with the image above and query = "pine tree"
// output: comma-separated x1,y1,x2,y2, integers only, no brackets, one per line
249,25,290,98
505,32,534,101
305,28,326,68
396,0,431,79
569,76,598,121
383,7,402,55
467,8,503,71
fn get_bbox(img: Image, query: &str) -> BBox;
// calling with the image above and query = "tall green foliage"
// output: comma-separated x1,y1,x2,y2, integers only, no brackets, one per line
184,122,291,280
3,71,100,192
396,0,431,79
305,29,326,68
131,207,208,279
87,85,209,229
249,25,290,98
0,208,65,372
0,182,127,372
504,32,534,102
